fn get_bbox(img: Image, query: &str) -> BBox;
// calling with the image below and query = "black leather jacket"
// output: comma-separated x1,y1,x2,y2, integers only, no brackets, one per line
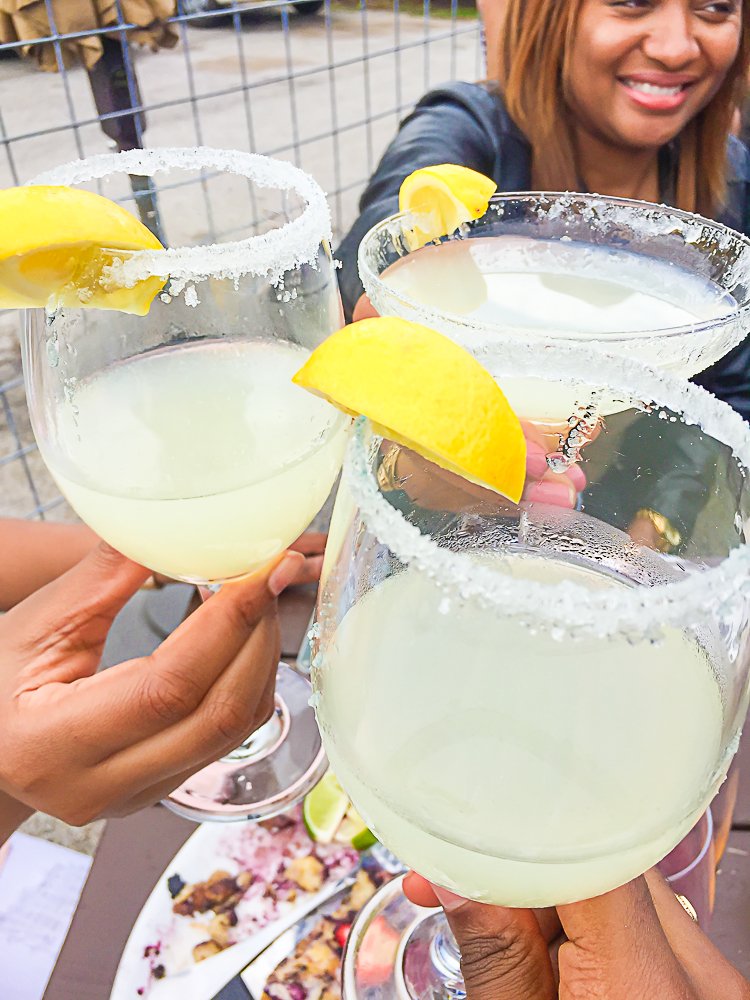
335,81,750,542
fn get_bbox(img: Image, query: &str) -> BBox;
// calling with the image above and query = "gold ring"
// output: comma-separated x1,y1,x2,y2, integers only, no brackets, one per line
675,894,699,923
376,444,407,491
633,508,682,552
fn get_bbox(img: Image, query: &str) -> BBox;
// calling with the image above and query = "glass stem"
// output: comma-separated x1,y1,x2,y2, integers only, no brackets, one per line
222,711,283,761
430,916,466,999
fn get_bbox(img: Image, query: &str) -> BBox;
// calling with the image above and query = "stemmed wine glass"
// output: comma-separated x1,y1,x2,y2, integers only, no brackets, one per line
311,339,750,999
22,147,348,822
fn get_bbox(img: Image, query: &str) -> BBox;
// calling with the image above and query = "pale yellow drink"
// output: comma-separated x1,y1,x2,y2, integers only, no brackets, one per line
45,339,348,582
314,555,726,906
382,237,736,424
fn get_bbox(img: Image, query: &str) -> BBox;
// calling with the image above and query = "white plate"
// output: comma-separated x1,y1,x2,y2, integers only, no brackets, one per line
111,808,359,1000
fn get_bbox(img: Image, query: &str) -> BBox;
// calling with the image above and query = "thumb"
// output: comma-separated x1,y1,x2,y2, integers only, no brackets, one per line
557,878,697,1000
430,884,556,1000
7,541,150,653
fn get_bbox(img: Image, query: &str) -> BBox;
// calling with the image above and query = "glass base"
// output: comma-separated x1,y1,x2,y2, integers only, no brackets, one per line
164,662,327,822
343,874,466,1000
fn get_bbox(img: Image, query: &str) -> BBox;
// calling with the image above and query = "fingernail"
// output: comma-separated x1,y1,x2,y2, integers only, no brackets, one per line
269,553,304,596
526,480,576,508
525,449,549,480
433,887,469,912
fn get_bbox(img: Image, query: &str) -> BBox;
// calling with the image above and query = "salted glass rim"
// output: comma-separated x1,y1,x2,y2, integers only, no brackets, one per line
344,337,750,638
29,147,332,290
357,191,750,345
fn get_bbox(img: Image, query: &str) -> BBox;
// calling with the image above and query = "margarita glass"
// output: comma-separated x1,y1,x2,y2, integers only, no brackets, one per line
359,193,750,458
311,341,750,999
22,147,349,822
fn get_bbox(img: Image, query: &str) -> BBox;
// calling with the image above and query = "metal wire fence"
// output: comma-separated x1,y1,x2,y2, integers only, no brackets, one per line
0,0,482,520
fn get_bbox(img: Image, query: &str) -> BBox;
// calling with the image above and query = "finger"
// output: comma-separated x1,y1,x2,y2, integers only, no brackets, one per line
404,871,440,907
525,440,550,482
7,543,150,680
289,532,327,556
566,463,587,492
352,294,379,321
55,552,301,758
523,441,586,495
520,421,550,453
525,473,577,508
291,555,324,586
403,873,564,951
129,549,298,717
557,877,696,1000
107,608,280,787
643,868,749,1000
106,655,281,818
81,609,282,816
430,885,556,1000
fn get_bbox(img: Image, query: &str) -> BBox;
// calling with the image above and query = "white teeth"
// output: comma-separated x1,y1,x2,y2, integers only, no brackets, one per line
624,79,683,97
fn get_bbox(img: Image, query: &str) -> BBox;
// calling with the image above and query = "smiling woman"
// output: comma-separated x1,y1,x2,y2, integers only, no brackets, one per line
501,0,748,215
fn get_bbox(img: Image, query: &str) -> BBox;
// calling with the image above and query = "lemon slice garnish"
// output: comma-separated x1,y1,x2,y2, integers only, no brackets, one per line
293,317,526,503
0,186,165,315
398,163,497,248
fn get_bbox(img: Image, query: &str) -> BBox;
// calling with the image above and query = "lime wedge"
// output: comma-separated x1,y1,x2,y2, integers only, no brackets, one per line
335,805,378,851
351,824,378,852
303,772,379,850
303,770,349,844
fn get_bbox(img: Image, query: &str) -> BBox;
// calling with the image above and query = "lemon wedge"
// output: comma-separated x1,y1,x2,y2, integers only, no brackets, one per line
399,163,497,248
293,317,526,502
0,186,165,315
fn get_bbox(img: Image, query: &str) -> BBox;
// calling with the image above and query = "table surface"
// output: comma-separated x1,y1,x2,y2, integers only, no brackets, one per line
44,585,750,999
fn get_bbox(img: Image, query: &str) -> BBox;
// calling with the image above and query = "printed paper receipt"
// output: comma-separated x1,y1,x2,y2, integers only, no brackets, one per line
0,832,92,1000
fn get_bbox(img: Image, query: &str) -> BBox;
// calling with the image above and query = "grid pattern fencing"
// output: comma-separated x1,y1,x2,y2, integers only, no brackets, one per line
0,0,482,520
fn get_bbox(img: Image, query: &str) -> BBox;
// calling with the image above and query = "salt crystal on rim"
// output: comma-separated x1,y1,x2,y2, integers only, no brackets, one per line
359,191,750,354
29,147,332,293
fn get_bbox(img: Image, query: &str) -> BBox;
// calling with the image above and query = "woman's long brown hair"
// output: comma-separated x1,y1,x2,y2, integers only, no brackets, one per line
495,0,750,216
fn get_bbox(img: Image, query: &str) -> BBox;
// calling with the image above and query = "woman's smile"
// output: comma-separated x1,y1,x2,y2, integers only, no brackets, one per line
567,0,741,152
617,71,698,111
